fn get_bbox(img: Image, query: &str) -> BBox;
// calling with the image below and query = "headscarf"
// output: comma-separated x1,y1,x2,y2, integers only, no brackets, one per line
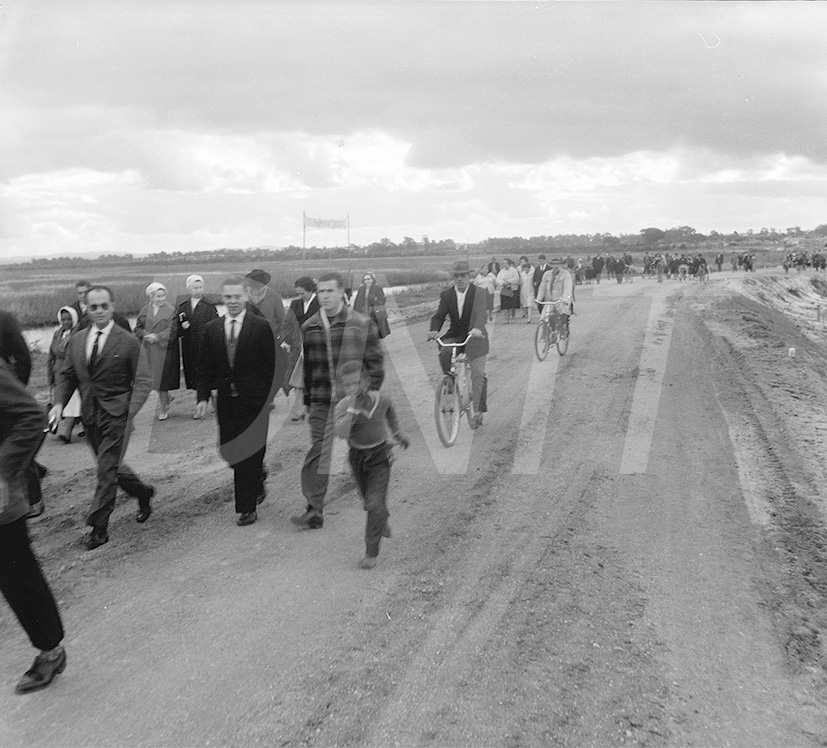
145,282,167,298
185,274,204,290
57,305,79,329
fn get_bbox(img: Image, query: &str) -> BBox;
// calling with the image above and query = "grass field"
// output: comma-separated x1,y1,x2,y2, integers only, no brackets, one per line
2,247,783,326
2,254,487,326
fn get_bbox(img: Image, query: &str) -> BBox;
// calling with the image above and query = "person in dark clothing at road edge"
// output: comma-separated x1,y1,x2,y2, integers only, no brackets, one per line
0,360,67,694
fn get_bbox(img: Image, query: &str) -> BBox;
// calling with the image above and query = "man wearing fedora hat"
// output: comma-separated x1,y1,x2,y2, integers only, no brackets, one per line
427,260,489,426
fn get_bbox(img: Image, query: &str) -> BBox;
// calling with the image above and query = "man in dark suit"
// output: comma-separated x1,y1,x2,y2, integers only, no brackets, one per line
0,360,67,693
533,255,551,312
195,276,277,526
49,285,155,550
427,260,490,426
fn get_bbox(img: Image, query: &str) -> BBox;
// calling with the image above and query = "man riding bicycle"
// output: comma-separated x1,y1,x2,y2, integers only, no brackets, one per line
427,260,489,427
536,256,574,325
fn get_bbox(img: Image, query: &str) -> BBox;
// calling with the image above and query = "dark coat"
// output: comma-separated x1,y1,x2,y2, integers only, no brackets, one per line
196,312,278,408
533,263,551,294
0,361,46,525
352,284,391,338
176,297,219,390
0,310,31,385
429,284,490,360
282,295,320,389
134,303,180,392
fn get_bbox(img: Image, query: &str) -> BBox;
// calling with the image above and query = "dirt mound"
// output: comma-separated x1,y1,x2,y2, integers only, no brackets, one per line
690,272,827,698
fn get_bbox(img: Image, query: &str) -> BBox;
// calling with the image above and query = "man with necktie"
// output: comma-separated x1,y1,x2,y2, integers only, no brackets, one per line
49,286,154,550
195,276,277,526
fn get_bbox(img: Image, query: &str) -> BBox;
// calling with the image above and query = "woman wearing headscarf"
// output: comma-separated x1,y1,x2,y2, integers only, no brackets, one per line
46,306,82,443
473,264,497,323
352,272,391,338
176,274,218,418
496,258,521,323
135,282,179,420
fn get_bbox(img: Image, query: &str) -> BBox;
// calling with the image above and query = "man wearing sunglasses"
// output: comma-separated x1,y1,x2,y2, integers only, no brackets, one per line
49,286,154,550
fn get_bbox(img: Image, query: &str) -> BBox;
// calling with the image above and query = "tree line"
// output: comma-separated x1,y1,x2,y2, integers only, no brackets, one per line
10,224,827,269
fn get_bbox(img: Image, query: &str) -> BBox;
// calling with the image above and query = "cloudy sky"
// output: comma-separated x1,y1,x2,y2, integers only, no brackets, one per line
1,1,826,259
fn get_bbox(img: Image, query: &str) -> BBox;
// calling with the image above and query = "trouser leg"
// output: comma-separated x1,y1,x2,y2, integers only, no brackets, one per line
438,346,452,375
350,447,390,558
219,398,270,514
469,354,487,412
0,519,64,651
301,403,335,513
85,412,129,529
56,416,76,440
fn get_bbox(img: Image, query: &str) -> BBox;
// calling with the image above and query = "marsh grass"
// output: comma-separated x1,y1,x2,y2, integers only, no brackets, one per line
2,260,453,326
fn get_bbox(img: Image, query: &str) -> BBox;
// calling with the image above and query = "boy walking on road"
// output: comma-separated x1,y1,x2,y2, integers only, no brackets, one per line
334,362,408,569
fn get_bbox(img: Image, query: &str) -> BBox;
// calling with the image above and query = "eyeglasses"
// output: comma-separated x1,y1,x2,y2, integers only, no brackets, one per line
89,303,110,311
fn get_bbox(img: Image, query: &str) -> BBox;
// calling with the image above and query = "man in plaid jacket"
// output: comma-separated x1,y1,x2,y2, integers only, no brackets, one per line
292,272,384,529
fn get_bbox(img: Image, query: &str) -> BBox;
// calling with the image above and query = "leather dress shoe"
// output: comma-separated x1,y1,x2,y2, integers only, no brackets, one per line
237,511,257,526
15,647,67,694
359,555,378,569
382,521,392,538
86,528,109,550
136,487,154,523
290,508,323,529
27,501,45,519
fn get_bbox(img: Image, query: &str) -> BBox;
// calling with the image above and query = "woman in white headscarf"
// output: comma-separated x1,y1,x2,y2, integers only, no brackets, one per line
135,282,180,420
46,305,82,443
176,275,218,417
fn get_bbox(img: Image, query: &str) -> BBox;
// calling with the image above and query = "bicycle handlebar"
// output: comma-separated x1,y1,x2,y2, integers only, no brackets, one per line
537,298,566,305
433,333,475,347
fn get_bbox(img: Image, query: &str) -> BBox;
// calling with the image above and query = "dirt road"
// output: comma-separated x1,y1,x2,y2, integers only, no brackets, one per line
3,272,827,747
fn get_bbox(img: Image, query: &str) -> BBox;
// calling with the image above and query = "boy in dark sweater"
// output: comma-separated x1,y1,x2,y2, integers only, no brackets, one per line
334,362,409,569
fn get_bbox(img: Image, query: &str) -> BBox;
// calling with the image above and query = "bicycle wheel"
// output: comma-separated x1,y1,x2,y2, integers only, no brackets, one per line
556,318,569,356
434,374,461,447
534,321,550,361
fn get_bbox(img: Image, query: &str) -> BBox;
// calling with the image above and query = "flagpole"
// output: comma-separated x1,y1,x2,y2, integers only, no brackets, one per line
346,214,351,289
302,211,306,273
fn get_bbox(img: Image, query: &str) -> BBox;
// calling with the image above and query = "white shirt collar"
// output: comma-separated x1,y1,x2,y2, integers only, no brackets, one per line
225,308,246,331
86,319,115,360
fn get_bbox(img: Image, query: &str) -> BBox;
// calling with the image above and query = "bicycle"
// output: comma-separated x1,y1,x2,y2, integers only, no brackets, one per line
433,333,479,447
534,299,570,360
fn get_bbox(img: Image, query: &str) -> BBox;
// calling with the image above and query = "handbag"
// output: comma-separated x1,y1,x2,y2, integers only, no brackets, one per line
373,305,391,338
500,286,514,297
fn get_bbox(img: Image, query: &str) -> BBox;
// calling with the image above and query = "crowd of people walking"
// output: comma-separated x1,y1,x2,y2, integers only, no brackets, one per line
0,246,740,694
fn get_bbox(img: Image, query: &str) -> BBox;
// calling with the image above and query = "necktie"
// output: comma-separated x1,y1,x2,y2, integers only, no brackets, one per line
89,330,102,371
228,319,237,366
